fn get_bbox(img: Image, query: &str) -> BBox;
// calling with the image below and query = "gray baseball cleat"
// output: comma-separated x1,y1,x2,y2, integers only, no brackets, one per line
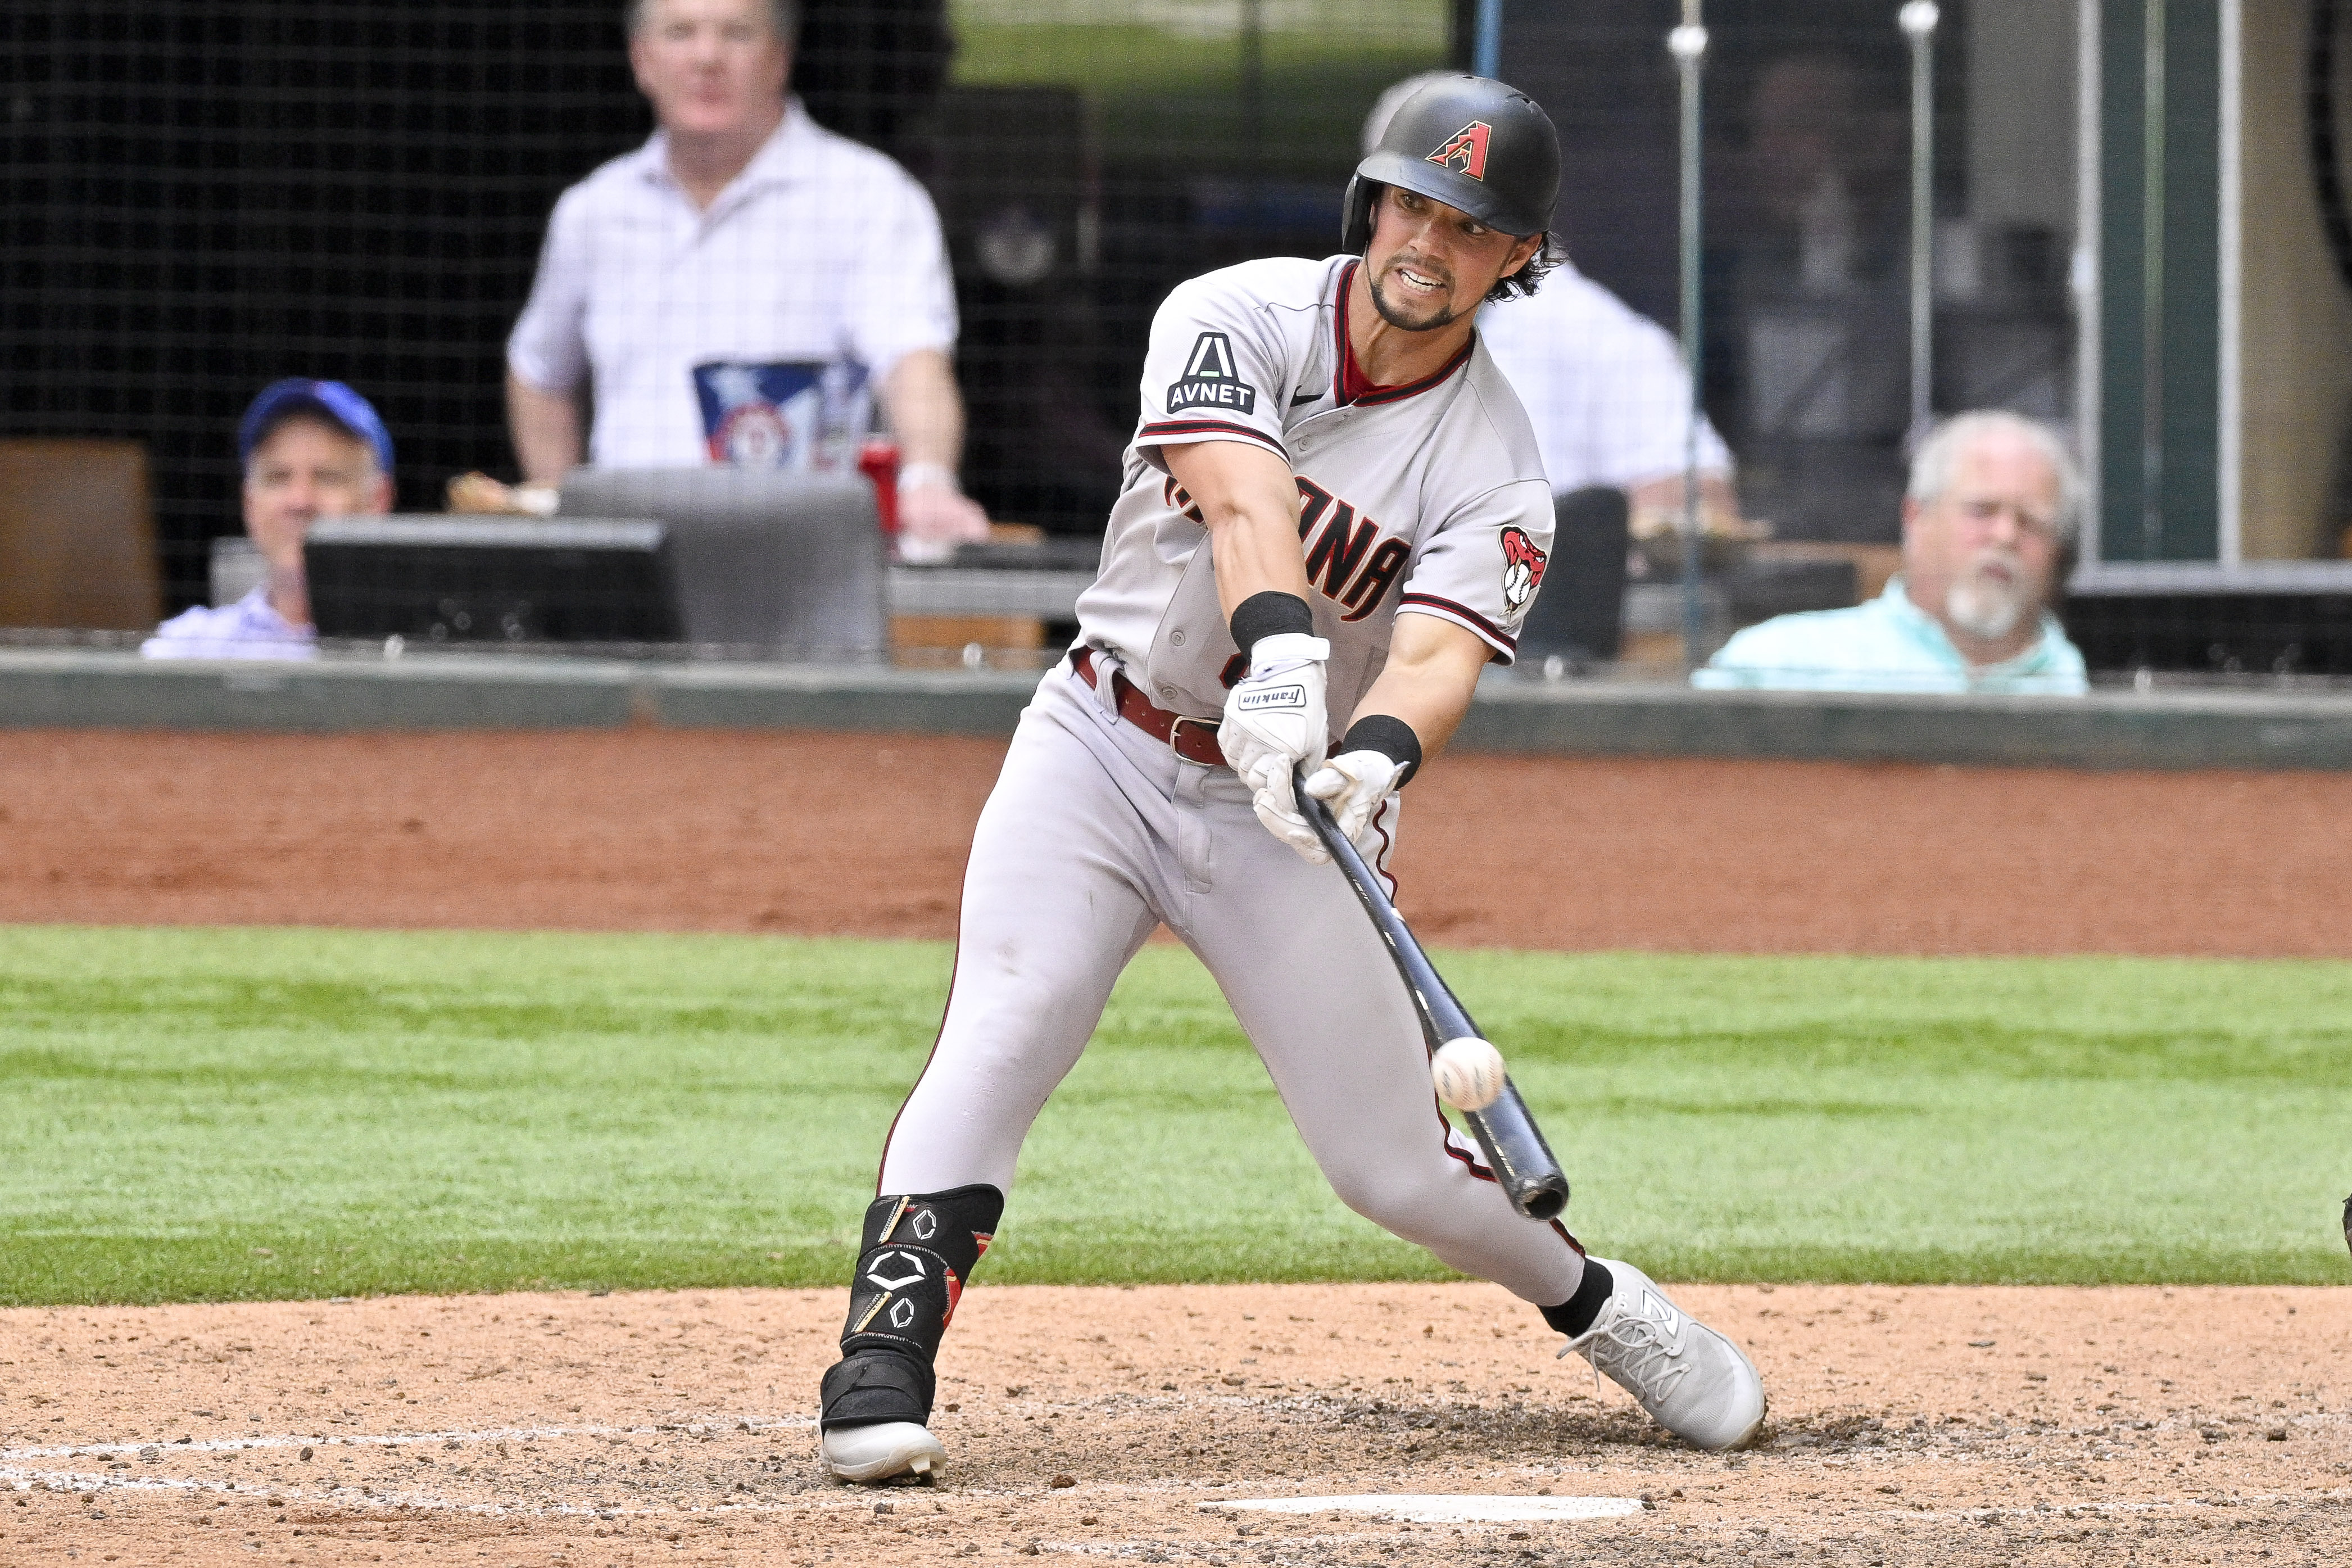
818,1420,947,1484
1561,1257,1766,1451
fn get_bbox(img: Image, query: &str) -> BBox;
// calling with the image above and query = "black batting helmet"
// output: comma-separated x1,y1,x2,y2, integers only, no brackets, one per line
1342,74,1561,255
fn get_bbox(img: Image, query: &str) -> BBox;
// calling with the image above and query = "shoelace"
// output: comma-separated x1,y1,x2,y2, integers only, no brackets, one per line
1562,1311,1692,1402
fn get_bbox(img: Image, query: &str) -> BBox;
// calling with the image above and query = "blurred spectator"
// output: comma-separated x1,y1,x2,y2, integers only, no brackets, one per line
1694,411,2087,694
1738,53,1905,297
505,0,986,553
1480,274,1742,541
142,380,394,661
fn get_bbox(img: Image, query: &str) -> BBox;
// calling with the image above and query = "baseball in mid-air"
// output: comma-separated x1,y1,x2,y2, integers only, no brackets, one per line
1431,1036,1507,1111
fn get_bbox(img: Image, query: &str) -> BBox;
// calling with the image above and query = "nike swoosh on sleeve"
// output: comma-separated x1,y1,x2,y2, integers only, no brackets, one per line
1290,390,1318,407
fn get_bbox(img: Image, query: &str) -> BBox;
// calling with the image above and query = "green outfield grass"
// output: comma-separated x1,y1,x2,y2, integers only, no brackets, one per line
946,2,1449,178
1,925,2346,1306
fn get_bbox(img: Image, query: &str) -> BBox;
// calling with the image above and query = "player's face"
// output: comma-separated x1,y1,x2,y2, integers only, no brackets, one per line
1902,432,2064,645
242,418,390,572
630,0,790,142
1363,187,1542,333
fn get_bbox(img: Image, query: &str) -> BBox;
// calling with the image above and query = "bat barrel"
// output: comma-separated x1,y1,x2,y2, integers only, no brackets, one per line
1468,1085,1571,1221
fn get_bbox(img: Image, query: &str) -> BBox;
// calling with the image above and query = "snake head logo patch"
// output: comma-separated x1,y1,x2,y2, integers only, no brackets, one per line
1499,525,1548,616
1426,121,1493,180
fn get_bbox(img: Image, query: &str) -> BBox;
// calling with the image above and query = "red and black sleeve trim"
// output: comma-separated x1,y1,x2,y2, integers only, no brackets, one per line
1137,418,1289,462
1398,591,1517,657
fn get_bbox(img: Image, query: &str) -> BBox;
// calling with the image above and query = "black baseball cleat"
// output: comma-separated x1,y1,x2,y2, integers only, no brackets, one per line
1560,1258,1767,1451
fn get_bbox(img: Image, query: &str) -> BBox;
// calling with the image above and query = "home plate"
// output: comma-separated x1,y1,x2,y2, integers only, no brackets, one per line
1202,1494,1643,1524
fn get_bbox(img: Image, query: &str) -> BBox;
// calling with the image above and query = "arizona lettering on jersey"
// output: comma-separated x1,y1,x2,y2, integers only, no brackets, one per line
1164,473,1413,627
1074,254,1555,727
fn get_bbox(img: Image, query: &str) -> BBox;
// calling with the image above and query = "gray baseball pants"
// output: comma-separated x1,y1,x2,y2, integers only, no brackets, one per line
877,658,1586,1309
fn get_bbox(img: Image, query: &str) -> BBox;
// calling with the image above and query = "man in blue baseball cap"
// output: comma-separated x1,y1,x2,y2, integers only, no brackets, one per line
143,379,396,659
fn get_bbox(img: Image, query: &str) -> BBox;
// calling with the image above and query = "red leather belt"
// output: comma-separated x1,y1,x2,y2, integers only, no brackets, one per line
1072,648,1226,767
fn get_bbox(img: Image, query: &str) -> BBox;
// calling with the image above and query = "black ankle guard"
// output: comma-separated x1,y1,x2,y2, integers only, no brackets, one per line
821,1345,933,1431
823,1185,1003,1429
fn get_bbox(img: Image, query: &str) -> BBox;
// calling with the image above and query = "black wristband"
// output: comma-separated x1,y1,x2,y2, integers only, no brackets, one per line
1340,714,1422,786
1229,591,1315,660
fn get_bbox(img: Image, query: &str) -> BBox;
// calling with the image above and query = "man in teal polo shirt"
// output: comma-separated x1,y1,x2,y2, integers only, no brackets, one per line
1696,411,2088,695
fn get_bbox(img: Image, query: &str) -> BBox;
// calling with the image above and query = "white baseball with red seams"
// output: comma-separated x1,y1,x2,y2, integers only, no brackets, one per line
1430,1036,1508,1112
874,250,1585,1310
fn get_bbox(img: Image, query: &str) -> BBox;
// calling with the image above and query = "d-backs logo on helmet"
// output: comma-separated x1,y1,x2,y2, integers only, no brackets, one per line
1499,525,1548,617
1426,121,1493,181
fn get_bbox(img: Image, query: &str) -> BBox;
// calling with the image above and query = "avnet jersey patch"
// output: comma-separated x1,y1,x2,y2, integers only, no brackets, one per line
1166,330,1257,415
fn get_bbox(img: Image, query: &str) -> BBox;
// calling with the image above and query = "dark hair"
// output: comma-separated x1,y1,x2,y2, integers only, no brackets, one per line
626,0,797,38
1488,234,1563,303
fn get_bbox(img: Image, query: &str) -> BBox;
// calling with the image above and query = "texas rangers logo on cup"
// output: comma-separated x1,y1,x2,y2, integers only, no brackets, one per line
1426,121,1493,180
1499,524,1548,615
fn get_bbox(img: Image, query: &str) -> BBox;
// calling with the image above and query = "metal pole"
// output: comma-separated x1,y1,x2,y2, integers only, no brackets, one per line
1901,2,1939,442
1474,0,1503,79
2141,0,2167,560
1241,0,1264,152
1670,4,1708,667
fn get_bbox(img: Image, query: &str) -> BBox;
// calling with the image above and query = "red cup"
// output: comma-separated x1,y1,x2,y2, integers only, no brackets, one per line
859,438,901,538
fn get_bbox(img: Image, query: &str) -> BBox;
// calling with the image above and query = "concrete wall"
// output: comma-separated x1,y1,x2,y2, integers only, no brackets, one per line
10,651,2352,772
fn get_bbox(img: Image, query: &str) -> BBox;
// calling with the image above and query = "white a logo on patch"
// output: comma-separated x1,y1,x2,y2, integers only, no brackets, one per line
1168,330,1257,414
1236,683,1307,712
1184,332,1238,380
1639,1290,1682,1335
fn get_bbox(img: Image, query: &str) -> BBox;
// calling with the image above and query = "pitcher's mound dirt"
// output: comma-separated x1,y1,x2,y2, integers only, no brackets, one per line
4,1281,2345,1567
7,728,2352,954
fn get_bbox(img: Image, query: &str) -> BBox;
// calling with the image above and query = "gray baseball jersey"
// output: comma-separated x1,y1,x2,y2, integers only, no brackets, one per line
1073,254,1557,725
865,253,1589,1344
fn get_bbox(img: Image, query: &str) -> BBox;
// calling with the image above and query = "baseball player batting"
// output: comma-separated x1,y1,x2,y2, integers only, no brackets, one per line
817,75,1766,1484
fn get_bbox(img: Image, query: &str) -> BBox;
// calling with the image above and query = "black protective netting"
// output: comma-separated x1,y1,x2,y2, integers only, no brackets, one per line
1,2,656,608
7,1,2090,633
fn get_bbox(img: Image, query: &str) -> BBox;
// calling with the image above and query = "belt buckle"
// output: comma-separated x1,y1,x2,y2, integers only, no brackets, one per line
1167,714,1218,763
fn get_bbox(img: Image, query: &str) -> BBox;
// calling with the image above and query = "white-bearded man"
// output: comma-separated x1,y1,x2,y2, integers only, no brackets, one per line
1696,411,2088,694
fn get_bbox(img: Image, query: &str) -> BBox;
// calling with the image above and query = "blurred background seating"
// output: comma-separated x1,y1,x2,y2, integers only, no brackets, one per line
10,1,2352,674
0,439,161,631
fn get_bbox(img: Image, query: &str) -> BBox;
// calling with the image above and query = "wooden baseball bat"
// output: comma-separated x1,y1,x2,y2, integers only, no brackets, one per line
1295,768,1571,1222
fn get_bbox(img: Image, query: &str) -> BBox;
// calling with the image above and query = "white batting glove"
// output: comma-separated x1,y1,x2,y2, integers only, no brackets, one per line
1302,749,1407,860
1218,632,1330,861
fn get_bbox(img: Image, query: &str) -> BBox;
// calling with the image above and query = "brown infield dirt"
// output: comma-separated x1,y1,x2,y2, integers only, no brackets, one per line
4,726,2351,1564
6,727,2352,954
2,1283,2346,1567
